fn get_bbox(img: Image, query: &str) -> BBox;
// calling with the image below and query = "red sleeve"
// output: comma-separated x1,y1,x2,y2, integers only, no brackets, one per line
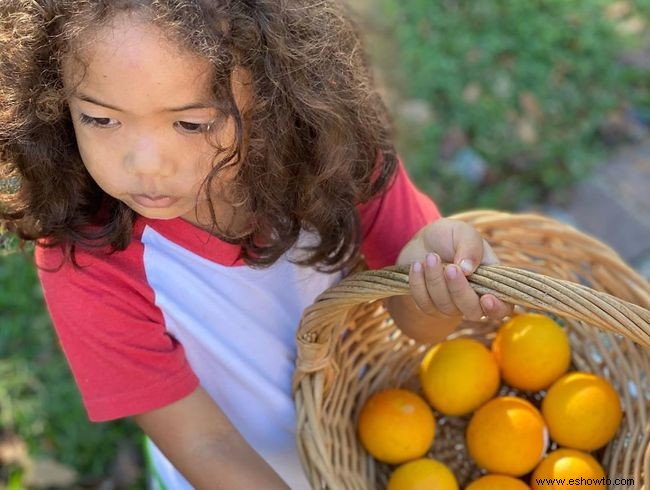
34,241,199,422
357,158,442,269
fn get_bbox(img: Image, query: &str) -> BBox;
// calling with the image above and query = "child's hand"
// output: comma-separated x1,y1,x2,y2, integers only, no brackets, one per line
397,218,513,322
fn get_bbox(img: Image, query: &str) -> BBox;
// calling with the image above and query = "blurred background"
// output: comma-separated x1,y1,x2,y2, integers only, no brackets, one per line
1,0,649,487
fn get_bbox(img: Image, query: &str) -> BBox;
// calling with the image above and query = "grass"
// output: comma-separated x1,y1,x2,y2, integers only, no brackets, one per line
363,0,650,214
0,248,145,488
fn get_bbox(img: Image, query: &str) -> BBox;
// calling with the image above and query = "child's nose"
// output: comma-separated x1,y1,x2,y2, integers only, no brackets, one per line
123,135,173,177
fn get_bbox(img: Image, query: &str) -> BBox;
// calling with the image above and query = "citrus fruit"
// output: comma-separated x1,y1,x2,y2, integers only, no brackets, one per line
419,338,500,416
357,389,435,464
466,474,531,490
466,396,548,476
387,458,458,490
542,371,622,451
531,449,606,490
491,313,570,391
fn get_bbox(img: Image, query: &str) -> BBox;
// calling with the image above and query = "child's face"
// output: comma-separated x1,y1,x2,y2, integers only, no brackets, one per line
63,13,252,227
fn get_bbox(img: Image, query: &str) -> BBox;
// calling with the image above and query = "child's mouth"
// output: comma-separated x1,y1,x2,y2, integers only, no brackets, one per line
130,194,180,209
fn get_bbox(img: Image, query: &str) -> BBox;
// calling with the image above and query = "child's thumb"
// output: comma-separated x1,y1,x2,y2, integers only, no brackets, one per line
453,240,485,275
480,240,499,265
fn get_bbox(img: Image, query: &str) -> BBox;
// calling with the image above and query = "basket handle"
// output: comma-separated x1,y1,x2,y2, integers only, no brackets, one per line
297,263,650,351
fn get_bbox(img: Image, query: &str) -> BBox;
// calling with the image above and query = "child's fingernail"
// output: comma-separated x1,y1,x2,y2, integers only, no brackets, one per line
459,259,474,274
413,261,422,273
426,253,438,268
445,265,458,279
483,297,494,309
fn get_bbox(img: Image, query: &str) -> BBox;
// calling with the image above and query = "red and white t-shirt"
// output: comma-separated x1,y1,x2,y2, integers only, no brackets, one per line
36,160,441,489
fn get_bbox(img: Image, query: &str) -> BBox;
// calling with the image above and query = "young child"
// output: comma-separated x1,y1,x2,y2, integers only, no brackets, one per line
0,1,512,488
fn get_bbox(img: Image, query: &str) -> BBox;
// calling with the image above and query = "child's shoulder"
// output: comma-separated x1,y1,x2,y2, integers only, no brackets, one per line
34,217,149,283
34,218,162,324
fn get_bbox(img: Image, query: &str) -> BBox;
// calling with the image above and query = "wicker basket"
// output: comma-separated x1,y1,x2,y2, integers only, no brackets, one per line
293,210,650,490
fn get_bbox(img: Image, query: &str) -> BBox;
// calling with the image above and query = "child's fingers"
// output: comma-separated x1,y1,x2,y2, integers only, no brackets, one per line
450,224,485,275
443,263,484,321
422,254,461,317
408,261,439,316
480,294,514,321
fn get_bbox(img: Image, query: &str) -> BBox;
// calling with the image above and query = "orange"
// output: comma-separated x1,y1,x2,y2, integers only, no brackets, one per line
387,458,458,490
466,396,548,476
419,338,500,416
466,474,531,490
492,313,571,391
531,449,605,490
357,389,435,464
542,372,622,451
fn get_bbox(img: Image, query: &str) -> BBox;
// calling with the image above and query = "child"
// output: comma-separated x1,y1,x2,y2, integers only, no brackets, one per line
0,1,512,488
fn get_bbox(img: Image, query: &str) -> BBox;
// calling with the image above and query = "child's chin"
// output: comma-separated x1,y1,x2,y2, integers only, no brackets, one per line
133,208,181,220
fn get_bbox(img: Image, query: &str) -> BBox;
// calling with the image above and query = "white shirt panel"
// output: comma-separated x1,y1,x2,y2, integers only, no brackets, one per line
142,226,342,489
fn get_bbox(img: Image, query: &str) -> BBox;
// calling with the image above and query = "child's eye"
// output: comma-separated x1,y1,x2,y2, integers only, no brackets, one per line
174,121,211,134
79,113,120,128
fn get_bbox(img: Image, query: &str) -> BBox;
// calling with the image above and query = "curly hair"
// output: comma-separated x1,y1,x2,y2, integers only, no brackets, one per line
0,0,398,272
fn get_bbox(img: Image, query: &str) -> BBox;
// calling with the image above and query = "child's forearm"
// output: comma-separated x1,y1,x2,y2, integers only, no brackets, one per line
182,434,290,490
135,387,290,490
385,294,462,344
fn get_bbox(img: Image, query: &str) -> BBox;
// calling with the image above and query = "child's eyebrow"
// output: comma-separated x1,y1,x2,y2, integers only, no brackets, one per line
73,92,214,113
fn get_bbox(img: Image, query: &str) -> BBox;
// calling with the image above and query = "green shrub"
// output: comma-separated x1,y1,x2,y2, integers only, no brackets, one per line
376,0,649,213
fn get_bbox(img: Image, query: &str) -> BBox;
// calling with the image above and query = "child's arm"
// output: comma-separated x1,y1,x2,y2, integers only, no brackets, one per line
133,386,290,490
386,218,513,344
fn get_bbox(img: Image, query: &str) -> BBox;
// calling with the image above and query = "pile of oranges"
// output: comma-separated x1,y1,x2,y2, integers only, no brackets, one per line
356,313,623,490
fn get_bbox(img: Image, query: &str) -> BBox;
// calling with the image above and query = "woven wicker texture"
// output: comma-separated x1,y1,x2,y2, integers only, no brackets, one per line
293,210,650,490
